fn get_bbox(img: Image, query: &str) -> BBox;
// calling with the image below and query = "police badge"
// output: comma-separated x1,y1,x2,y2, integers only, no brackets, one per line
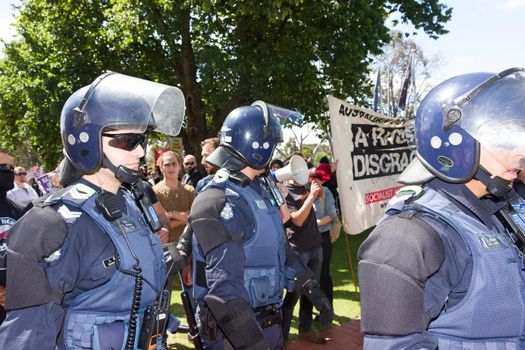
220,202,234,221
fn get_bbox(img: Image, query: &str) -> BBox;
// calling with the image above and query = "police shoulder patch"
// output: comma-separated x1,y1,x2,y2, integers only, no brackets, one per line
57,205,83,223
69,183,97,199
213,169,230,183
220,202,234,221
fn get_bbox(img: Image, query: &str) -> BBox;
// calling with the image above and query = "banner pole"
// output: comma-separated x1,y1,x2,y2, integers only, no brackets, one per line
326,106,360,299
343,232,360,301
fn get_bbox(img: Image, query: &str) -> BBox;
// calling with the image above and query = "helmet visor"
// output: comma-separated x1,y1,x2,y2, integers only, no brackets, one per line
81,72,185,136
452,69,525,170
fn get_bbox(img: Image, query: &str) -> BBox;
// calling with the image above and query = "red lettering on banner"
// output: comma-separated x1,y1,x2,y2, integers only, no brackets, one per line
365,186,403,205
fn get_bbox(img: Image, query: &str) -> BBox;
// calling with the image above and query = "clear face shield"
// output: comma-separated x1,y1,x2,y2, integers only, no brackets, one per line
76,72,185,136
251,100,302,142
61,71,185,175
444,68,525,175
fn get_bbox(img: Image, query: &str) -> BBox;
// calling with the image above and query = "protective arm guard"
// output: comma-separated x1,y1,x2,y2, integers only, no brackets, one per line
204,295,267,350
287,251,333,326
6,205,68,309
301,279,333,325
164,243,188,278
358,215,444,335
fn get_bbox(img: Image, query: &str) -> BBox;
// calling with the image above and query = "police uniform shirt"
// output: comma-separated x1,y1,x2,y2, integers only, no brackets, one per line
358,177,507,349
0,180,120,349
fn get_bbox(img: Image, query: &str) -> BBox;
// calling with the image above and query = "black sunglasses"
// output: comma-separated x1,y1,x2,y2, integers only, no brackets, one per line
0,164,14,173
15,172,27,176
184,161,195,166
102,133,147,151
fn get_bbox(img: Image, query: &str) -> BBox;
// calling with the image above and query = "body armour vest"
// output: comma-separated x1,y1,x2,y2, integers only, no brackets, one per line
45,183,166,349
388,188,525,350
192,177,287,309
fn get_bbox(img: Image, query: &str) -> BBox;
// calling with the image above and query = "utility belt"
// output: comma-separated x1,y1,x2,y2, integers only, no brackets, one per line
199,303,282,340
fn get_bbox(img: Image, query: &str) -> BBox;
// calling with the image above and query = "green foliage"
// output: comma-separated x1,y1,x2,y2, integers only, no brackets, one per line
0,0,451,166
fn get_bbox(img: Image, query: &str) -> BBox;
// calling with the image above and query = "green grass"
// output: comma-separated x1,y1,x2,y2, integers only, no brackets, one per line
166,229,371,348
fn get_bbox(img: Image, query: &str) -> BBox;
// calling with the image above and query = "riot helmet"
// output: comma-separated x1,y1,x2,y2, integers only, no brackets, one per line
61,72,185,175
412,68,525,193
207,101,290,172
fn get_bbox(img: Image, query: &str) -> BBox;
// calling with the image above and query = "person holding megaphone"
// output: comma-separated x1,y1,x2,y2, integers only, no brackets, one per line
280,154,331,345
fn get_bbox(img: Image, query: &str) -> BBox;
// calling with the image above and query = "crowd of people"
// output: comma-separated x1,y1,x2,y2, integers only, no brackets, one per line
3,67,524,350
0,71,339,350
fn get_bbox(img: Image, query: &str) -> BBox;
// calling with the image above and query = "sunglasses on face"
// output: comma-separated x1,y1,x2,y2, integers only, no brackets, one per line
15,172,27,176
102,133,147,151
0,164,14,173
184,162,195,166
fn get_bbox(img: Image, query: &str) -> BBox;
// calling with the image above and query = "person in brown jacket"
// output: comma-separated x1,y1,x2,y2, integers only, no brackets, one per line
153,150,195,243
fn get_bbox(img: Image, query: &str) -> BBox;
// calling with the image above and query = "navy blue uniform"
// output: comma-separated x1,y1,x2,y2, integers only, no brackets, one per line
358,178,525,349
0,180,166,349
190,173,303,349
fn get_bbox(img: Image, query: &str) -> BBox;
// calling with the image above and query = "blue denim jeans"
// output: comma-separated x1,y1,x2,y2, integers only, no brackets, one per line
281,244,323,339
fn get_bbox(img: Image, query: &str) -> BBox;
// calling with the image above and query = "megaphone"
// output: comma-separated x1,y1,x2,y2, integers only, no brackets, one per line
259,155,309,207
272,155,309,185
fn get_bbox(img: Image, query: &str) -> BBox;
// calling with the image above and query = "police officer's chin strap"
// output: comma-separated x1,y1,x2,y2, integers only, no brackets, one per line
229,171,252,187
101,156,163,349
103,157,142,185
474,165,513,198
102,156,162,231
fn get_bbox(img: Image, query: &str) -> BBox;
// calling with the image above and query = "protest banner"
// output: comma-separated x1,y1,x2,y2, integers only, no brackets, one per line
327,95,416,234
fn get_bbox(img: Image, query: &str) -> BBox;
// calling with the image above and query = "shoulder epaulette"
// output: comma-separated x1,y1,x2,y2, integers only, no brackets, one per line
44,183,97,207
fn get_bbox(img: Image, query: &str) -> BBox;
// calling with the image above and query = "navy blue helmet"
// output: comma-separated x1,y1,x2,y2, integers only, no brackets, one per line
61,72,184,174
414,67,525,183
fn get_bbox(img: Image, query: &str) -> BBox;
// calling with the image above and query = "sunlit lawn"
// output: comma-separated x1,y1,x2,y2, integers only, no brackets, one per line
166,229,370,349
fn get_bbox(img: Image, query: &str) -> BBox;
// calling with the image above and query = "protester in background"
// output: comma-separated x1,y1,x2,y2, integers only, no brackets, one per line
200,137,220,175
270,158,285,171
319,156,339,213
311,164,336,309
359,69,525,349
176,137,220,278
148,169,162,185
194,137,220,195
181,154,203,188
7,166,39,207
0,72,185,349
27,177,42,197
154,150,195,243
281,157,327,345
0,150,25,326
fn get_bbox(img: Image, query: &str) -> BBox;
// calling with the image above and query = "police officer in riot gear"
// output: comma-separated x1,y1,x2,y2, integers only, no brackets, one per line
188,102,332,349
359,68,525,349
0,72,185,349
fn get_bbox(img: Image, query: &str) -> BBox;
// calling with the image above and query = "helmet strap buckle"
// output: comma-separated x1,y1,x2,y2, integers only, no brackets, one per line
475,165,513,198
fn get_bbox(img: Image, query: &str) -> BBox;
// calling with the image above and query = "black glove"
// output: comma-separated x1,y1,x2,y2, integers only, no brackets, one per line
165,243,188,275
302,279,333,325
176,224,193,257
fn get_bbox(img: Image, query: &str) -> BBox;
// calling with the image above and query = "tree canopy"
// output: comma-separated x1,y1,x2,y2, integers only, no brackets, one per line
0,0,452,169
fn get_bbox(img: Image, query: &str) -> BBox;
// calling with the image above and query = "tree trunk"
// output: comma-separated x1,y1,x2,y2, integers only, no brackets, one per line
179,6,206,157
